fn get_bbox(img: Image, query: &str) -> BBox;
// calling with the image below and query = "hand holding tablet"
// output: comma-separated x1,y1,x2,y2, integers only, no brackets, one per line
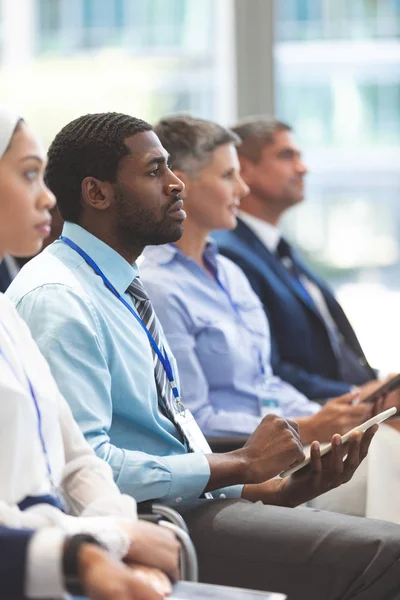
360,374,400,404
280,407,397,478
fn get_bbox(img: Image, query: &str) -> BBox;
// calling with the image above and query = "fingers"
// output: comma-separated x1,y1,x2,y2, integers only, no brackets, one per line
331,390,360,405
329,434,346,474
309,441,322,473
287,420,304,449
341,432,362,480
345,403,372,419
129,566,172,598
286,418,300,435
372,396,385,416
359,424,378,462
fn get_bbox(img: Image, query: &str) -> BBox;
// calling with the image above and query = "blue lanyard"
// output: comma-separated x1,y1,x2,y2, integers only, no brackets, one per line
59,236,180,400
0,321,57,494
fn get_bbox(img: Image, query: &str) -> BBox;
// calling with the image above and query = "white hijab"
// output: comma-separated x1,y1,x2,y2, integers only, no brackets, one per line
0,107,21,159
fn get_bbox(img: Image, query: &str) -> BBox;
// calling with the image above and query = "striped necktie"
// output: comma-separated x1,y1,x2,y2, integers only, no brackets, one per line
127,276,192,451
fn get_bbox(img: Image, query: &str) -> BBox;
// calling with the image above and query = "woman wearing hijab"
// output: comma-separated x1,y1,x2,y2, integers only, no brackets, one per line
0,108,179,599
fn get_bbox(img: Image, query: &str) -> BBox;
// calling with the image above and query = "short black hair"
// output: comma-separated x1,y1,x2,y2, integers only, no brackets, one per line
45,112,152,223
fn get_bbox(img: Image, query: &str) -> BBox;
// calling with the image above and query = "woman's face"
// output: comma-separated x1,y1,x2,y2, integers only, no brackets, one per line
0,122,55,258
183,143,249,232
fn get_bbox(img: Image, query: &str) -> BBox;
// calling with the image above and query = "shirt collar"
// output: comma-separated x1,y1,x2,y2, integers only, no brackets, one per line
239,211,281,253
61,222,138,295
142,239,219,268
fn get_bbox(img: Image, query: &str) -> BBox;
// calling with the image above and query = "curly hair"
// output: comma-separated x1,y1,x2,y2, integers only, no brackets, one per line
45,112,152,223
154,114,239,175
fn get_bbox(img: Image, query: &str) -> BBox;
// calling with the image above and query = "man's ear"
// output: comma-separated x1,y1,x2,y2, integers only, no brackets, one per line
81,177,114,211
238,156,254,186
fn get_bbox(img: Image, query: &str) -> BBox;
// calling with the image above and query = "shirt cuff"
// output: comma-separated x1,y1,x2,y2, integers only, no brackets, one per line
212,484,244,499
25,528,66,599
161,452,211,505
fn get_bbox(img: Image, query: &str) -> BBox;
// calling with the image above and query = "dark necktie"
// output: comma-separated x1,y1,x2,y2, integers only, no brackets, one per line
127,276,193,451
0,260,12,293
275,237,315,307
275,238,301,277
275,238,371,385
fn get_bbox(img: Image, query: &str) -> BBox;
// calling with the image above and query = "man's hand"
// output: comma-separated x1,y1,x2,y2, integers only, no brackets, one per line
242,425,378,506
79,543,170,600
278,425,378,506
120,520,180,582
298,391,371,444
235,414,305,483
357,376,400,404
205,415,304,492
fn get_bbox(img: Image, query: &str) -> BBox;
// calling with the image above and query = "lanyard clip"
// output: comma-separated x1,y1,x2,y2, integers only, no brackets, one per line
175,397,186,416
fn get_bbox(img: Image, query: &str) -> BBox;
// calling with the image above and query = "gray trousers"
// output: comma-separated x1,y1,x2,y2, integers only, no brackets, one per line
176,498,400,600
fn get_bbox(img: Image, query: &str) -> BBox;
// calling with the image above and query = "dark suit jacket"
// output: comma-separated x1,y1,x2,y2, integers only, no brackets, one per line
214,219,375,401
0,259,12,293
0,525,35,599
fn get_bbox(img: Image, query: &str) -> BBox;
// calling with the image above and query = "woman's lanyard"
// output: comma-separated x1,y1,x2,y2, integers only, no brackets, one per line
59,236,182,405
0,321,58,496
202,252,267,378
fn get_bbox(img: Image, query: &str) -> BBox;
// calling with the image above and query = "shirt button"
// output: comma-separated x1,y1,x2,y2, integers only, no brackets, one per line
175,497,182,504
219,494,226,499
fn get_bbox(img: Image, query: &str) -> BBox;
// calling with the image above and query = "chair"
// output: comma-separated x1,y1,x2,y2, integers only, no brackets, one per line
137,501,198,582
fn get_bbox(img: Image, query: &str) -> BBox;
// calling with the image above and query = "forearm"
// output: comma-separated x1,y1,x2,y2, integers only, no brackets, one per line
274,360,352,402
205,451,248,492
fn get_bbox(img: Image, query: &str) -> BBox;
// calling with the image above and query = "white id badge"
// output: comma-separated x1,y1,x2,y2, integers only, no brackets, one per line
175,408,212,454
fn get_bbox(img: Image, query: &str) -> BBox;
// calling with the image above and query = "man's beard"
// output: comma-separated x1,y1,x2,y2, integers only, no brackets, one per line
115,187,183,251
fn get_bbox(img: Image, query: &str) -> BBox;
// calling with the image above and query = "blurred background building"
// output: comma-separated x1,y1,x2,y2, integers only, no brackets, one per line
0,0,399,371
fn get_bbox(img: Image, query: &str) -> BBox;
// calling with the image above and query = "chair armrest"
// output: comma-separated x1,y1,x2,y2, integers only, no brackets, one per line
206,436,248,453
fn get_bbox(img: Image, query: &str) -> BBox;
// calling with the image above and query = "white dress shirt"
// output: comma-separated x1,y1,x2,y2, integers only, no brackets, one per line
26,528,66,598
239,212,340,341
0,293,136,594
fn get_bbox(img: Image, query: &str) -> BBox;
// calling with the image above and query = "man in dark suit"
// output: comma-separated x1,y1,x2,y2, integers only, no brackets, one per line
214,117,383,402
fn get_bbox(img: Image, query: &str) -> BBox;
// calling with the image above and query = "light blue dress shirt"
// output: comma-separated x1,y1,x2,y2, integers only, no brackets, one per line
140,243,320,437
7,223,242,504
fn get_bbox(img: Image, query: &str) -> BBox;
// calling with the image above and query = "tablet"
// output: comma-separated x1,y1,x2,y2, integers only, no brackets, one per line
280,406,397,478
361,373,400,404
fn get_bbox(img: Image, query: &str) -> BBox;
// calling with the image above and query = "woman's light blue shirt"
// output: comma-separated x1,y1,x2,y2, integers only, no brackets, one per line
140,243,320,437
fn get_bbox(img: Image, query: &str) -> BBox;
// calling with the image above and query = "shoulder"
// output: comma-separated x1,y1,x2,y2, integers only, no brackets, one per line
7,266,101,346
140,247,190,299
216,254,263,306
0,294,26,331
7,245,94,313
212,228,240,252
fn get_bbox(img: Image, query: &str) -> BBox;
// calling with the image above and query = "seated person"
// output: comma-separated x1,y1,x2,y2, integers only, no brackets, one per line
139,114,400,523
0,525,164,600
7,110,400,600
0,106,178,598
213,116,388,402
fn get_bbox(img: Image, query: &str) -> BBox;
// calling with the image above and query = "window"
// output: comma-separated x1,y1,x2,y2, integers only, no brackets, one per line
275,0,400,369
275,0,400,40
